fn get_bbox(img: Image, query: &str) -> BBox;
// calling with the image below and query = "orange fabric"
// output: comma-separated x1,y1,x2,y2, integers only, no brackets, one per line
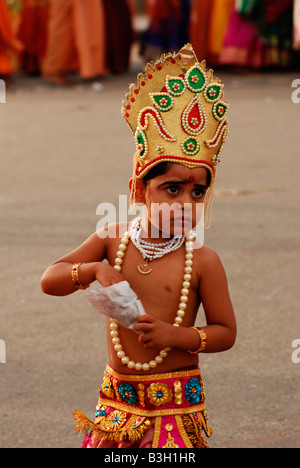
43,0,76,76
189,0,213,62
190,0,234,65
43,0,106,78
72,0,106,78
18,0,49,73
208,0,234,58
0,0,14,74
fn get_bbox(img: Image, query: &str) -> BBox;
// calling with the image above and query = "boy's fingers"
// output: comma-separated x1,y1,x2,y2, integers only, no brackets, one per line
134,322,153,333
138,333,154,346
137,314,154,323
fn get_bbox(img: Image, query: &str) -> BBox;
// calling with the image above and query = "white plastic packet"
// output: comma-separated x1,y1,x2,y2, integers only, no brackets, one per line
86,281,145,331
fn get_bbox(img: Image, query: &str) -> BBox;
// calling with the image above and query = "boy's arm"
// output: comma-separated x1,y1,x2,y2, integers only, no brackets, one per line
41,227,124,297
192,249,237,353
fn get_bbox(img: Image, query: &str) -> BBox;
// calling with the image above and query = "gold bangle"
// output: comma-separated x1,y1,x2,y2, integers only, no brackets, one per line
71,263,90,290
188,327,207,354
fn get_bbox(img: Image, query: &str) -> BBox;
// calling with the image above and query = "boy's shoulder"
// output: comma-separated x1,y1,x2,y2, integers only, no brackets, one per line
193,243,224,276
96,222,129,243
194,243,219,260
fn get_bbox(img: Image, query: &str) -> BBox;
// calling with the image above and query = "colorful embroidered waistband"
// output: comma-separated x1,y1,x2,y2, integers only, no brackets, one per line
97,365,206,418
74,365,213,448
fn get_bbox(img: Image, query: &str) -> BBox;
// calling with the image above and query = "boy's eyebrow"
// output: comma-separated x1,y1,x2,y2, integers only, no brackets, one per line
159,180,208,188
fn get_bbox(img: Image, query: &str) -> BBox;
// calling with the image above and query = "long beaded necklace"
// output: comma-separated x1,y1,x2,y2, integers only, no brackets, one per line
111,218,195,372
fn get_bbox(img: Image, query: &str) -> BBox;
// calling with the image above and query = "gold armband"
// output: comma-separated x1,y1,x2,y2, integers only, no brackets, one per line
188,327,207,354
71,263,90,290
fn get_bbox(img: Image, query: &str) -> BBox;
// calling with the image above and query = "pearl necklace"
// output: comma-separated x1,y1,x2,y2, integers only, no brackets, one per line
111,223,195,372
130,217,186,263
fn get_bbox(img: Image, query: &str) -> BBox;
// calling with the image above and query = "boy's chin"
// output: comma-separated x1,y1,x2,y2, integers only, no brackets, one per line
172,221,194,237
148,220,195,238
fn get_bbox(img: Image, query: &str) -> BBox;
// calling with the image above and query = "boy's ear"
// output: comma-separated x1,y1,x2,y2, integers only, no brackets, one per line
129,178,146,204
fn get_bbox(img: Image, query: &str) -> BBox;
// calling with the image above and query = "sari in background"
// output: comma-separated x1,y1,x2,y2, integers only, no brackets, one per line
294,0,300,50
43,0,106,82
219,0,294,69
102,0,133,73
218,3,264,69
18,0,49,75
263,0,294,68
0,0,23,76
142,0,185,62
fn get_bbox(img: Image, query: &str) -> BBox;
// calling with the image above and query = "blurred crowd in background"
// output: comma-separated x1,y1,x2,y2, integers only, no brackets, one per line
0,0,299,85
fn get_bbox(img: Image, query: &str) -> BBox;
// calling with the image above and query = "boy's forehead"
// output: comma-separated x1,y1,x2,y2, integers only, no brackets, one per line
160,164,208,183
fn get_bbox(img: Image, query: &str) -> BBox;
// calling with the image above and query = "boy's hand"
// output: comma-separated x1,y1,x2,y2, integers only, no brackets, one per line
134,314,177,350
94,262,125,288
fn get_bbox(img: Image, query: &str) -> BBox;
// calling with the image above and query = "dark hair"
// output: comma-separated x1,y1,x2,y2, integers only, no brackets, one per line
142,162,171,182
142,162,212,186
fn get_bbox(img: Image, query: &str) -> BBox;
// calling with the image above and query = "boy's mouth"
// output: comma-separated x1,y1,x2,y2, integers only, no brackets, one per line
173,216,192,225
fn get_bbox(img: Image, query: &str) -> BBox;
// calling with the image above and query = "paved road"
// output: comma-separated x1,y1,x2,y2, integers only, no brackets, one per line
0,68,299,448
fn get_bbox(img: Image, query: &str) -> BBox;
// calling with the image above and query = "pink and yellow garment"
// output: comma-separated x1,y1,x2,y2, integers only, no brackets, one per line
74,365,213,448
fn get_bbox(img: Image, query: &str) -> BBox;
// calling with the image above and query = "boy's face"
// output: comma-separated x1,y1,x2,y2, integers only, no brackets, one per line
136,164,210,237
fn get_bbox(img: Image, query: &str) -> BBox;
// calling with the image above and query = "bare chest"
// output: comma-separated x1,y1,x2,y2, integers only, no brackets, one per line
107,241,201,324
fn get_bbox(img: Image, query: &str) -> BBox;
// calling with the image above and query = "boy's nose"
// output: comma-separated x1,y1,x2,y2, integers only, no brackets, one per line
179,193,193,207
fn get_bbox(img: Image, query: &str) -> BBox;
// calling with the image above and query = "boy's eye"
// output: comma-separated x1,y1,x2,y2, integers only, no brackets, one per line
167,186,179,195
193,188,206,198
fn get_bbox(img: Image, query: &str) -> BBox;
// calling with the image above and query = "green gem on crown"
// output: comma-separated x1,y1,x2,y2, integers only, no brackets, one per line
182,137,200,156
167,77,185,96
151,93,174,112
135,129,148,157
213,101,229,121
205,84,222,102
186,66,206,93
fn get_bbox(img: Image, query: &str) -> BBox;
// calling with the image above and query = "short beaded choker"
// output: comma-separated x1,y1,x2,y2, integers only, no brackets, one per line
129,217,186,275
111,219,195,372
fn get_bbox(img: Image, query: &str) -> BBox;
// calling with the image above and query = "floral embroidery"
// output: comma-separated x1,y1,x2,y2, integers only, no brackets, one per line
119,383,138,405
147,382,173,407
204,83,223,103
181,137,201,156
95,404,107,418
185,65,207,93
101,374,115,399
101,410,127,432
166,76,186,97
185,378,202,404
174,381,182,405
150,93,174,112
212,101,229,121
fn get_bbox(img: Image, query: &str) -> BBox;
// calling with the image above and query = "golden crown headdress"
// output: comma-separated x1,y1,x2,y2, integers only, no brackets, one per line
122,44,230,225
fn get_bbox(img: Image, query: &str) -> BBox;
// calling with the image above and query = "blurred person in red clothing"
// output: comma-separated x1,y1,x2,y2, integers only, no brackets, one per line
142,0,183,61
102,0,133,74
18,0,49,75
0,0,24,79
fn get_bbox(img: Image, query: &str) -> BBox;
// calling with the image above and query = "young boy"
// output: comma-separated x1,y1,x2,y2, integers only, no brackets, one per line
41,44,236,448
